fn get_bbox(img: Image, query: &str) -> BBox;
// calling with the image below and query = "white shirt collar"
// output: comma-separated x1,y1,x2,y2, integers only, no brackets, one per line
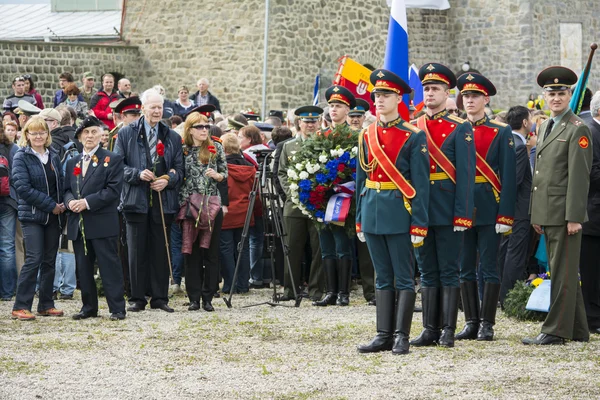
83,144,100,158
512,131,527,145
31,147,49,164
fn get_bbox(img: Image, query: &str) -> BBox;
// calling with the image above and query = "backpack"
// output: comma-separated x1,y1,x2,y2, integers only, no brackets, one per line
0,144,13,196
61,141,80,176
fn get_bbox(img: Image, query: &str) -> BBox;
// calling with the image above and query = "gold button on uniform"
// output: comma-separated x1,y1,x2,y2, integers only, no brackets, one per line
535,170,539,174
431,181,434,185
378,174,382,178
534,187,537,191
382,145,385,148
438,119,442,123
442,134,446,137
383,130,387,134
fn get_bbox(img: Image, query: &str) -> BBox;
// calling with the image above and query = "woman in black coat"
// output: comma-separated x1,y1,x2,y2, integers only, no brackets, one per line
11,117,66,320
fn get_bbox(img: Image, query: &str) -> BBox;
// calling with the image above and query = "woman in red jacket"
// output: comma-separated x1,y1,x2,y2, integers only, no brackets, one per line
219,133,257,294
89,74,119,129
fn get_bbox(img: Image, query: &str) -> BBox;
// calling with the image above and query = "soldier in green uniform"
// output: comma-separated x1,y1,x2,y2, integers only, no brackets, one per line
523,66,592,345
410,63,476,348
108,96,142,152
456,72,516,342
277,106,324,302
312,86,357,307
347,98,370,131
356,69,430,355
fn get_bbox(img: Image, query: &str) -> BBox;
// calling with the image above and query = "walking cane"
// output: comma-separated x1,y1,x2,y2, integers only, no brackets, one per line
156,182,174,284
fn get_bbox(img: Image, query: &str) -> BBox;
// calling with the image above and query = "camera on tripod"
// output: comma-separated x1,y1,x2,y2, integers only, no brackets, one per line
252,148,274,169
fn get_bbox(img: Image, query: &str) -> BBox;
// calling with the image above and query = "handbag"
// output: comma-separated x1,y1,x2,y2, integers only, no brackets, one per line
178,193,220,229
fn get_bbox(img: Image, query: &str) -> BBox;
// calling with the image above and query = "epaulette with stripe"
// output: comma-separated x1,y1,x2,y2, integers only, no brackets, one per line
490,119,508,128
448,114,467,124
402,121,421,133
569,116,583,126
211,136,222,143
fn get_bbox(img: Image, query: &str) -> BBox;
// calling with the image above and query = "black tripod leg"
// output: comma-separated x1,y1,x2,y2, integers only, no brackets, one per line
223,177,258,309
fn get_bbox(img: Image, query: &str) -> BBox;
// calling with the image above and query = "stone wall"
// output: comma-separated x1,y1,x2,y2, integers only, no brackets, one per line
0,40,142,108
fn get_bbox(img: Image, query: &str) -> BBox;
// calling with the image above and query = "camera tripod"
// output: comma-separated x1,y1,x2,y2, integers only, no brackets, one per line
223,152,302,308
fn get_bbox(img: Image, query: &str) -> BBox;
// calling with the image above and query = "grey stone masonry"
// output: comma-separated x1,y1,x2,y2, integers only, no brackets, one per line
0,40,142,109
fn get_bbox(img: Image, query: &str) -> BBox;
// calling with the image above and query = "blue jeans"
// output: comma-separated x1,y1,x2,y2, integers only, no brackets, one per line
0,204,17,299
54,251,76,295
170,223,183,285
250,218,269,284
13,216,60,312
219,228,250,293
318,225,352,260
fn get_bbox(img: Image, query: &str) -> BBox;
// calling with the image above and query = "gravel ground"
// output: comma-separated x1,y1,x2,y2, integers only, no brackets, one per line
0,286,598,400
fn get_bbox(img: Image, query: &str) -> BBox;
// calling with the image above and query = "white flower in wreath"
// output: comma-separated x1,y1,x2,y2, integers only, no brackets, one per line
295,163,304,171
299,171,309,179
289,183,299,191
352,146,358,155
291,197,299,204
319,154,328,163
287,169,298,179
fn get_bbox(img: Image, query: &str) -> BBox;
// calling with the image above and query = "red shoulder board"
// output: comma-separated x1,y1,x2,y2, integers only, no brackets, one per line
212,136,222,143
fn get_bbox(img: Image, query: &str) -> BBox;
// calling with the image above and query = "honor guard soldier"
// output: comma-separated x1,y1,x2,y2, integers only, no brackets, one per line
410,63,476,348
278,106,324,301
523,67,592,345
311,86,357,307
347,99,370,131
456,73,516,341
108,96,142,151
321,85,356,137
356,69,430,355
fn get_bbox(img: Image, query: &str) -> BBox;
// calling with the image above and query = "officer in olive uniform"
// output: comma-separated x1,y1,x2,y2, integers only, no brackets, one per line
523,67,592,345
346,98,376,304
457,73,516,341
410,63,476,348
347,99,370,131
312,86,357,307
277,106,324,302
356,69,430,355
108,96,142,152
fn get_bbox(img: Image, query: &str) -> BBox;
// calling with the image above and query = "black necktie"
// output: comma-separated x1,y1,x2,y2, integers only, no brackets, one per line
543,119,555,140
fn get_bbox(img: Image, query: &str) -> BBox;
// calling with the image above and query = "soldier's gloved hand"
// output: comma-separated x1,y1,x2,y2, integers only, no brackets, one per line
357,232,366,243
495,224,511,234
453,226,467,232
411,235,424,244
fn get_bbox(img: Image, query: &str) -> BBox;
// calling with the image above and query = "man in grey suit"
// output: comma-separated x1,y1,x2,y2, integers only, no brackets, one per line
499,106,533,305
277,106,324,301
523,67,593,345
579,90,600,334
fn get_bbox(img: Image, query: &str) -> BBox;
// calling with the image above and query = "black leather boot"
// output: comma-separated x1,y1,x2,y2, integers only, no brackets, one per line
313,259,338,306
336,258,352,306
477,282,500,341
439,286,460,347
393,290,417,355
357,290,395,353
410,287,440,347
456,281,480,340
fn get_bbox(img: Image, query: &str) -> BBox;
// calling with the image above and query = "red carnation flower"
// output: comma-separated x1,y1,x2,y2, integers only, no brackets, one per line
315,185,327,193
337,164,346,172
156,140,165,157
208,145,217,154
73,166,82,176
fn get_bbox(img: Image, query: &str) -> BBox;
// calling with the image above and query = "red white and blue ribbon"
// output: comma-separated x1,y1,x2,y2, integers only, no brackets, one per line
325,182,355,223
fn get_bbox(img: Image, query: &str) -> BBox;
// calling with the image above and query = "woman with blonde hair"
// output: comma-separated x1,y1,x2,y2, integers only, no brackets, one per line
178,112,227,311
11,116,65,320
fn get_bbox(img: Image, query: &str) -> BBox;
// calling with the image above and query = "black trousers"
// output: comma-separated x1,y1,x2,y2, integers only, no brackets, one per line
498,219,531,303
73,234,125,314
580,234,600,329
185,210,223,303
13,215,60,312
126,212,172,308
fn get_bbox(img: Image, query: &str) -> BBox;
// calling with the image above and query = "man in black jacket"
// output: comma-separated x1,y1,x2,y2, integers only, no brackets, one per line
114,89,183,313
190,78,221,112
498,106,534,304
64,117,126,320
580,91,600,334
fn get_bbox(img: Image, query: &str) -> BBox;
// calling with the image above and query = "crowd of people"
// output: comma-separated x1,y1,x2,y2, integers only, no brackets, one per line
0,66,598,353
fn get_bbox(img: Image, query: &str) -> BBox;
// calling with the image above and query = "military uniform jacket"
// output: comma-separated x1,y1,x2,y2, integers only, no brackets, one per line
470,115,516,226
356,117,430,236
416,111,475,227
278,136,306,218
530,109,593,226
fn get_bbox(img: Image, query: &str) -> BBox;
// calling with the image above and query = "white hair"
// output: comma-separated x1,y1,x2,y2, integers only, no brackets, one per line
141,88,164,105
591,90,600,118
197,78,209,85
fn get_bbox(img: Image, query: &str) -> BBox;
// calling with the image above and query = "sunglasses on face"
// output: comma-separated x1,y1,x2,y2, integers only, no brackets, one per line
192,124,211,130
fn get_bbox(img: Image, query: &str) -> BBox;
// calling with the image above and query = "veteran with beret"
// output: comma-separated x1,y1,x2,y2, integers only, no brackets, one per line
522,66,593,345
64,116,126,320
